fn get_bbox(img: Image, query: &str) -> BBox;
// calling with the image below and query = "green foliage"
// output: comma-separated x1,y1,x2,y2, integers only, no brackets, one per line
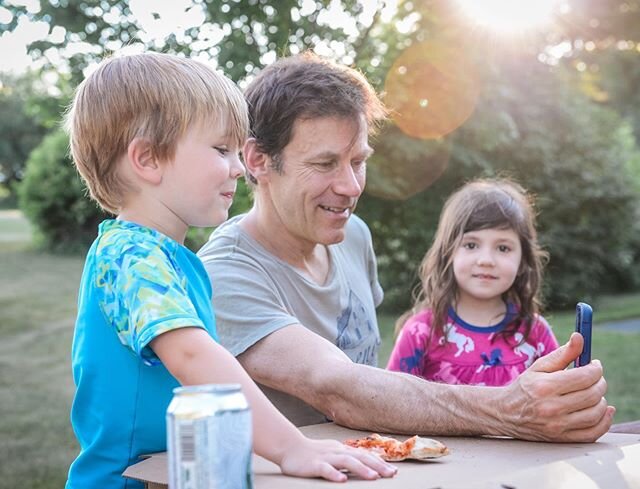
17,129,105,251
362,60,640,313
0,74,49,193
5,0,640,308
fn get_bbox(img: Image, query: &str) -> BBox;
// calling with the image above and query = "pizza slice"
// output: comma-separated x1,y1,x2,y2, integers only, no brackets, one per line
343,433,449,461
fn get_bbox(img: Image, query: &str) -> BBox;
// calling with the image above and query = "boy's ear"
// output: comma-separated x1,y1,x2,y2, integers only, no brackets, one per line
243,138,270,182
127,137,163,185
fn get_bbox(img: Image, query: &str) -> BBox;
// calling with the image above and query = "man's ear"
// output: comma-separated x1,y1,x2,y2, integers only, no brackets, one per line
243,138,270,182
126,137,163,185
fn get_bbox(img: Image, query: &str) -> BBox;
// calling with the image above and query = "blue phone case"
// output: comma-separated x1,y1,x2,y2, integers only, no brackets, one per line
574,302,593,367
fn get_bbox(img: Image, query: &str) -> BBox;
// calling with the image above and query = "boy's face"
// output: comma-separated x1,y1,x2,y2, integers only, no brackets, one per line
160,121,244,229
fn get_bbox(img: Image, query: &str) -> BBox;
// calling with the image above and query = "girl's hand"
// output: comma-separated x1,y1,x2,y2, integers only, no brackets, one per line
278,438,398,482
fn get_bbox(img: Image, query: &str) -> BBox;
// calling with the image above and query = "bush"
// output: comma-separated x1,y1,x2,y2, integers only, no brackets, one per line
18,129,105,251
362,60,640,313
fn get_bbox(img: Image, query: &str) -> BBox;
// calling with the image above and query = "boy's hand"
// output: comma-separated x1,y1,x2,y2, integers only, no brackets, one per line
279,438,398,482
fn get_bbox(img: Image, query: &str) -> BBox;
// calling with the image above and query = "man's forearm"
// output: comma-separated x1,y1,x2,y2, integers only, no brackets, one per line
311,363,504,436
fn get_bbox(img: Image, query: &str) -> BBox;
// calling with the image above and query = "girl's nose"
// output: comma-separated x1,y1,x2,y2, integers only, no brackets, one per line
476,250,495,266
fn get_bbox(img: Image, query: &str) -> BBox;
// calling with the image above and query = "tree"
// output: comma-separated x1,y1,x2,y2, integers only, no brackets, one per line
18,129,106,250
0,0,399,84
7,0,640,307
0,74,50,195
360,58,640,312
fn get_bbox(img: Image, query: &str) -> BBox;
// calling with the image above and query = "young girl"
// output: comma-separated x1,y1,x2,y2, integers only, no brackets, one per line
387,178,559,386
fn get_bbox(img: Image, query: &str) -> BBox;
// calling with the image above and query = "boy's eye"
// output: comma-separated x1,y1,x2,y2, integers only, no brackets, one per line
214,146,229,156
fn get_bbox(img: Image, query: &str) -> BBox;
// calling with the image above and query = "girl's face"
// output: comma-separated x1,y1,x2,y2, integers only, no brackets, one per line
452,227,522,305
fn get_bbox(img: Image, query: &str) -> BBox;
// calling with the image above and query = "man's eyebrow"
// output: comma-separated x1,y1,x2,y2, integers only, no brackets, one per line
306,147,374,161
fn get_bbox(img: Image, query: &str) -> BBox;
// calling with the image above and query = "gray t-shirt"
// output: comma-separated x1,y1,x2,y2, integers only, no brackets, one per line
198,213,383,426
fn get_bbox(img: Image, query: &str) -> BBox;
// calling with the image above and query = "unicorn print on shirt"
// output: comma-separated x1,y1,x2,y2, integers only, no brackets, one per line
439,323,475,357
513,332,546,368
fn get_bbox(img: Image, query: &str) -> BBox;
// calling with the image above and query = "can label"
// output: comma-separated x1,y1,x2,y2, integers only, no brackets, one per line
167,384,253,489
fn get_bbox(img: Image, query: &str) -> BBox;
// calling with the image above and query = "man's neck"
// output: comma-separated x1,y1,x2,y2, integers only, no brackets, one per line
241,207,331,285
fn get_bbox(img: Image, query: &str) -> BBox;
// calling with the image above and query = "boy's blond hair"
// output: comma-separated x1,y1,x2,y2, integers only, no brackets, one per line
65,52,249,214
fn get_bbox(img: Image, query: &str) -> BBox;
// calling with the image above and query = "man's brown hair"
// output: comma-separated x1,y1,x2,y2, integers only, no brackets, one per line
244,51,387,180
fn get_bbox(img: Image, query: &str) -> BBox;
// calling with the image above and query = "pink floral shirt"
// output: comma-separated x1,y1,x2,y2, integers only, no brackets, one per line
386,306,559,386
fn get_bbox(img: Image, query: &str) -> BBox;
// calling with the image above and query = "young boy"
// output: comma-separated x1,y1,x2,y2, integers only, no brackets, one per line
64,52,396,489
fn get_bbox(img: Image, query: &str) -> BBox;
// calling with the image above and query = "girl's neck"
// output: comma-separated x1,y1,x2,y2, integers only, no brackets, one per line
453,295,507,328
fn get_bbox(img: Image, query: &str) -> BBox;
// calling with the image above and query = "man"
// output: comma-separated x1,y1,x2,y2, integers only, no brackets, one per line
198,52,614,441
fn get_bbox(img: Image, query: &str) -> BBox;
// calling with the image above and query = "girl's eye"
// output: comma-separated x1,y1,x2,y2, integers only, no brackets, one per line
463,242,477,250
498,245,511,252
214,146,229,156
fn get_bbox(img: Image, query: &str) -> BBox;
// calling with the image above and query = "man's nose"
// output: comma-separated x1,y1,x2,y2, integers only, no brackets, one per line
334,162,363,197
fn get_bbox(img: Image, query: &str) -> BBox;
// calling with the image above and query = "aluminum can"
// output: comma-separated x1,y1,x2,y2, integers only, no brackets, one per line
167,384,253,489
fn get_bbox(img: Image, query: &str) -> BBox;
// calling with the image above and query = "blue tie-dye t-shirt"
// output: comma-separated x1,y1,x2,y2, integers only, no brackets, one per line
66,219,218,489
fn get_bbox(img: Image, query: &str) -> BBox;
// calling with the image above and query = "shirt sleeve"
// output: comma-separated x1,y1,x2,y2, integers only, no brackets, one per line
361,218,384,308
202,254,299,357
531,315,559,357
386,314,428,376
98,242,205,365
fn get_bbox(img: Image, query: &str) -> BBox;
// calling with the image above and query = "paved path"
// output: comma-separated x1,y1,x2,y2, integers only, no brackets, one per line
599,318,640,334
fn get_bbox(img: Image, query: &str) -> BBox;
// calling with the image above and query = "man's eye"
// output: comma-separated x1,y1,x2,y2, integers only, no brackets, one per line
315,161,336,169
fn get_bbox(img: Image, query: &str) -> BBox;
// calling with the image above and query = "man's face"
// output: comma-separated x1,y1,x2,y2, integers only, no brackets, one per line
264,115,372,247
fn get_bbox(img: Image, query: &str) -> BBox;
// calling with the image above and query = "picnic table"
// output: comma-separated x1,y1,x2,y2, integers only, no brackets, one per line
125,421,640,488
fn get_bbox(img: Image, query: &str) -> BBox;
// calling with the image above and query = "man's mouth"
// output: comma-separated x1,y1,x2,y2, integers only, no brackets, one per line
319,204,351,214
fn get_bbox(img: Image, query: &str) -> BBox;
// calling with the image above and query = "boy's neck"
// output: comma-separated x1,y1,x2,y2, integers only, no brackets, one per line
118,204,188,244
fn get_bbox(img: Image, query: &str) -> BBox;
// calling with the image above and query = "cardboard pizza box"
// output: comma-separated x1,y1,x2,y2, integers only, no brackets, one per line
123,424,640,488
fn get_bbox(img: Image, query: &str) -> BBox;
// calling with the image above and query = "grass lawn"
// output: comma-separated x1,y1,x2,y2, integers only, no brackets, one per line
1,210,639,489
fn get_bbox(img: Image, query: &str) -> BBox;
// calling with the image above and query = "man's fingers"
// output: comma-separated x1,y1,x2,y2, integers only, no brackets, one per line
540,359,605,396
530,332,583,373
559,404,615,443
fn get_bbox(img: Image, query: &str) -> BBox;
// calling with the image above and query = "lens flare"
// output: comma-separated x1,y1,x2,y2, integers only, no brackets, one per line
455,0,558,33
385,41,481,141
366,125,451,201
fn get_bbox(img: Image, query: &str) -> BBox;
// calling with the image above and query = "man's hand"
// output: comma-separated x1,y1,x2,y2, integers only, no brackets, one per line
501,333,615,442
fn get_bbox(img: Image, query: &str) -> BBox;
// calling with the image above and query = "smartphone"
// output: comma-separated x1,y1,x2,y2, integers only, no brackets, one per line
574,302,593,367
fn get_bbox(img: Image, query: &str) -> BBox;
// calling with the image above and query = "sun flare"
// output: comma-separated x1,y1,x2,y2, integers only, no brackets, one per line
455,0,560,33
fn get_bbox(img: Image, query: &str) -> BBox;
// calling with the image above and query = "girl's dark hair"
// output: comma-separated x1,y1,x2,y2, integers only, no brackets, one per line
395,178,548,345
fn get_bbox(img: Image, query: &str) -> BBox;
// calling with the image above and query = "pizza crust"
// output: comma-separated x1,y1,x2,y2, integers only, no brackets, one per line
344,433,450,461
